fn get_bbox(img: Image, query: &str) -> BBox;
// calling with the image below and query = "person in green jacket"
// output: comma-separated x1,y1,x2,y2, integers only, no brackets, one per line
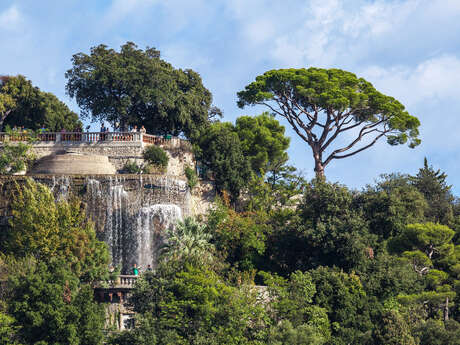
132,263,139,276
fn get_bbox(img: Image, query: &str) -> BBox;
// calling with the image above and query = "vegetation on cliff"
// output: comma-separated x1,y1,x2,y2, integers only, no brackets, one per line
0,75,81,132
0,179,109,345
109,160,460,345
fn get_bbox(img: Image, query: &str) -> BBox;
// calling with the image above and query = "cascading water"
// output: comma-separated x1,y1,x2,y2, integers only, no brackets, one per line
50,175,71,201
136,204,182,270
84,175,189,273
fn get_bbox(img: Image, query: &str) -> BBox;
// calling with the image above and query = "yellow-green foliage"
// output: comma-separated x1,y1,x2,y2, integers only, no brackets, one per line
6,179,109,282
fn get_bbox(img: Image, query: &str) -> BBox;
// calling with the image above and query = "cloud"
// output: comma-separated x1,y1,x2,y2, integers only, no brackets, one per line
103,0,158,27
361,55,460,107
267,0,425,67
0,5,23,30
342,0,420,38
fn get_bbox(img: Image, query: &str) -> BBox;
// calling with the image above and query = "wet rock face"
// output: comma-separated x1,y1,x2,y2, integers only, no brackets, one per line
0,175,190,273
85,176,187,273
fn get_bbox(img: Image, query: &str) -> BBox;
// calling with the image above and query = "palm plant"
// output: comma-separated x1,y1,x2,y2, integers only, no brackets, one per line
161,217,214,266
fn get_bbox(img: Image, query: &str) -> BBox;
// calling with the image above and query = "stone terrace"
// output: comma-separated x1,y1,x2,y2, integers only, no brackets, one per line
0,131,194,176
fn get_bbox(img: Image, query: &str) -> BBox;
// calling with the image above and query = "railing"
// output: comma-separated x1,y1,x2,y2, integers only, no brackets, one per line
102,275,139,289
118,275,138,287
0,132,175,144
142,134,169,145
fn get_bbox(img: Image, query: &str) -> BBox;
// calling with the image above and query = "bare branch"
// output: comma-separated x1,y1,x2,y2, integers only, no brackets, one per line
323,131,387,166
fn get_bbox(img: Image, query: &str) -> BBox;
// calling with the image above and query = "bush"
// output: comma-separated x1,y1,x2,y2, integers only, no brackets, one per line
121,160,142,174
185,165,198,189
143,146,169,170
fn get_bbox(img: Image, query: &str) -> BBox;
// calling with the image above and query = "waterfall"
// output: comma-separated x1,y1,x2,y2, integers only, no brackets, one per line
136,204,182,270
84,175,189,273
50,175,71,201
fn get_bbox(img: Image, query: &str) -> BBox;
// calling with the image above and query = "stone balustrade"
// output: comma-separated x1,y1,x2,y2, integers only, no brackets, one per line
106,274,139,289
0,131,177,145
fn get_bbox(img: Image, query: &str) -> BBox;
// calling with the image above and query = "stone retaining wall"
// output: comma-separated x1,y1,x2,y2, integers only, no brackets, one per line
28,140,194,177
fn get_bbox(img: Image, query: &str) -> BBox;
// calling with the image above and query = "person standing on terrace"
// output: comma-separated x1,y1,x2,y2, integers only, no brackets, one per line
140,125,146,134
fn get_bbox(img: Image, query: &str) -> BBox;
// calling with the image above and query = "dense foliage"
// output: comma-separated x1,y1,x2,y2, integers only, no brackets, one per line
105,157,460,345
66,42,216,137
193,113,291,201
0,180,109,345
0,141,34,175
0,75,81,131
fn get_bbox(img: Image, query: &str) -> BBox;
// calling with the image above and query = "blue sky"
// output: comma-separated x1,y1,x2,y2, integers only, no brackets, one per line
1,0,460,193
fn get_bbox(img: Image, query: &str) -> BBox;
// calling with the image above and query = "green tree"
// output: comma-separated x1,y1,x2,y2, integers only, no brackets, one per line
297,178,376,271
358,253,424,300
7,259,105,345
410,158,454,224
0,142,34,175
206,198,269,271
261,270,330,341
234,112,290,176
0,311,20,345
143,145,169,171
309,266,374,344
374,310,416,345
357,174,428,239
66,42,215,137
0,75,81,131
414,319,460,345
237,68,420,177
390,223,455,263
3,179,109,281
127,265,267,345
0,76,16,131
193,122,251,200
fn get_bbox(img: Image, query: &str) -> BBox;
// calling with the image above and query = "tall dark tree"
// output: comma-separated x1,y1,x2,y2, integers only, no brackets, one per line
297,178,376,270
0,75,81,131
410,158,454,224
237,68,420,177
193,122,251,200
66,42,216,137
357,174,428,239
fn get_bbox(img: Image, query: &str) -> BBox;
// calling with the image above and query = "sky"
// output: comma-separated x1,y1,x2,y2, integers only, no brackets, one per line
1,0,460,193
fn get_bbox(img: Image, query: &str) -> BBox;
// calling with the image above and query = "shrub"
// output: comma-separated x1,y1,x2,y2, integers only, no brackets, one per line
184,165,198,189
143,146,169,170
121,160,142,174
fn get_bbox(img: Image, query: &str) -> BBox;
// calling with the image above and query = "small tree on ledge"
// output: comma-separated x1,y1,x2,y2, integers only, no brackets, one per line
237,68,421,177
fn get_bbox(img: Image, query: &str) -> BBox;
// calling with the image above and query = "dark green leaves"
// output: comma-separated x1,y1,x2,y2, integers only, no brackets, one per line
66,42,213,137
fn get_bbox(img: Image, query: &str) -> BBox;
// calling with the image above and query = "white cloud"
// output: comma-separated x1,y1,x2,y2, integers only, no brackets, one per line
361,55,460,107
0,5,23,30
103,0,158,27
343,0,420,38
266,0,426,67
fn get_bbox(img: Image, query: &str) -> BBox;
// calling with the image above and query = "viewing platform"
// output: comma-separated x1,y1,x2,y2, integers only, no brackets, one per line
0,131,193,174
0,131,185,147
